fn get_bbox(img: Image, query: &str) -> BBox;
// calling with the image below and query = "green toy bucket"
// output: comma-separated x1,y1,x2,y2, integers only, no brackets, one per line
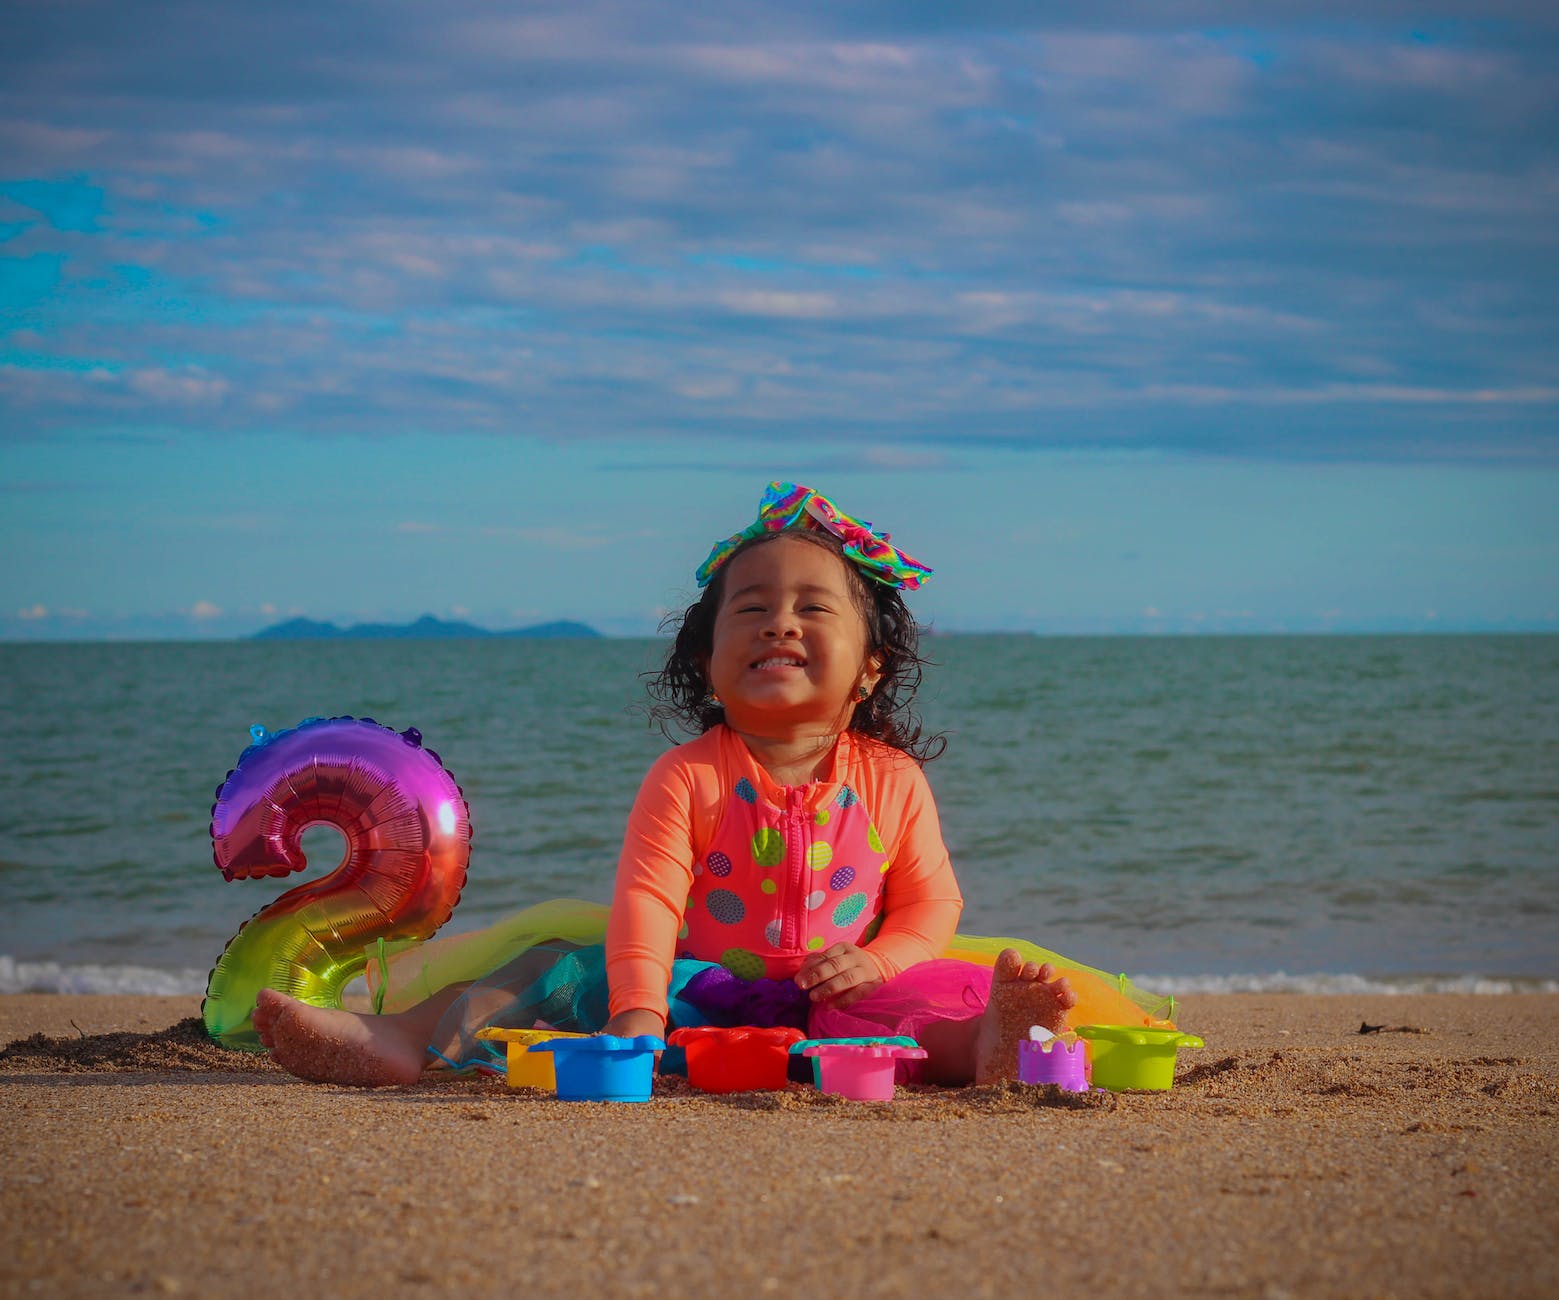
1074,1025,1204,1091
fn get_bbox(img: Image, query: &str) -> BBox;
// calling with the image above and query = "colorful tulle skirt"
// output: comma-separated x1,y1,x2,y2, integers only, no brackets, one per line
364,899,1175,1079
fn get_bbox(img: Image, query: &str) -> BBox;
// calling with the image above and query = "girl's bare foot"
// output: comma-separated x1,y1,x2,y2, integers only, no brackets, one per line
252,987,281,1049
255,988,429,1087
973,949,1078,1084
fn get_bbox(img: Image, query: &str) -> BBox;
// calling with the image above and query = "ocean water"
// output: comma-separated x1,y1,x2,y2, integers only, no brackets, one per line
1,635,1555,998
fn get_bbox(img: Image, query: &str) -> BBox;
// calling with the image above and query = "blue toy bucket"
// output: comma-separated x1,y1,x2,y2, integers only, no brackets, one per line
527,1034,664,1102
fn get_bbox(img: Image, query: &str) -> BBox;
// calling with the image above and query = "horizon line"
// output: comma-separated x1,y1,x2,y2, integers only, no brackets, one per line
5,626,1558,646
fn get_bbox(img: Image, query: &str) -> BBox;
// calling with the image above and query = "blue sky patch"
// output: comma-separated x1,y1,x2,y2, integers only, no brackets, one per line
2,177,104,232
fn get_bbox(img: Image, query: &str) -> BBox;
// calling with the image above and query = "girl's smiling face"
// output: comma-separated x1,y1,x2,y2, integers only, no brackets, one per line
705,535,879,734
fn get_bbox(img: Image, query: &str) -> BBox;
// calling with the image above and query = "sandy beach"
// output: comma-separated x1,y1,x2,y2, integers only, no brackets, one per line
2,992,1555,1299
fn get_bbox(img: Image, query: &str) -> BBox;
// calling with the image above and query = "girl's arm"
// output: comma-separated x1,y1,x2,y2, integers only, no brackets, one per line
797,759,961,1006
860,758,964,982
602,752,701,1030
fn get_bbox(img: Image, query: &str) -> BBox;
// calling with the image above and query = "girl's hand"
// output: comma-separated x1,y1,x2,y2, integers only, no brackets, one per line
602,1008,667,1039
795,943,883,1009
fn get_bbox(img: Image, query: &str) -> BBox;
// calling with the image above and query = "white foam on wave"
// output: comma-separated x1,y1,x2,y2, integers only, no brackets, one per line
1140,971,1559,995
0,955,209,997
2,953,1554,998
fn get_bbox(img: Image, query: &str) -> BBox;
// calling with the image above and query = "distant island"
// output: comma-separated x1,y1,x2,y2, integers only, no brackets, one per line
251,615,602,640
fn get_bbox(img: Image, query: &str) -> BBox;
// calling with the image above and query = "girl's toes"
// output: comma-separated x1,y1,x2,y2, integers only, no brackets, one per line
993,948,1025,981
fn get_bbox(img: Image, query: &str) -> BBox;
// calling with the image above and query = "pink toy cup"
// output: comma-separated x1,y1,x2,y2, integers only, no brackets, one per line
800,1042,928,1101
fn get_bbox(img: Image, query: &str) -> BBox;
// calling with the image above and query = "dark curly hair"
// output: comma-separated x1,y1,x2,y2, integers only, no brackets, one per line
646,528,945,762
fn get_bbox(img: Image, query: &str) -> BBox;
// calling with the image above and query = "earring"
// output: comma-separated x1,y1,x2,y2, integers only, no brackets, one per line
856,685,871,701
709,691,723,707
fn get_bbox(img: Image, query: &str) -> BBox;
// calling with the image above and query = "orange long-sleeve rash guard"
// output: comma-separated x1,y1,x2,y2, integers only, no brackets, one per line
604,726,963,1024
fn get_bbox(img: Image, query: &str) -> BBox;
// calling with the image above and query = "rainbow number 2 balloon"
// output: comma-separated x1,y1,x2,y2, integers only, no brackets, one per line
203,716,472,1050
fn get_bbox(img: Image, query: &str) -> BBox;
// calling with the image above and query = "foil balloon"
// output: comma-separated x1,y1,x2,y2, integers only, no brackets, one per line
203,716,472,1051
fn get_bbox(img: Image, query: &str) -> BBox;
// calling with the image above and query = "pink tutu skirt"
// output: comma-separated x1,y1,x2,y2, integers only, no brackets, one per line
365,899,1171,1080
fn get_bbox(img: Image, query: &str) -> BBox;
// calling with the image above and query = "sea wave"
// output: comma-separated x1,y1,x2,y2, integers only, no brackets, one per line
0,955,210,997
1140,971,1559,995
2,953,1555,998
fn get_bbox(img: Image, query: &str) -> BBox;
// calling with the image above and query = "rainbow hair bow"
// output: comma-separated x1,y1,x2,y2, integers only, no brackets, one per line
695,482,933,591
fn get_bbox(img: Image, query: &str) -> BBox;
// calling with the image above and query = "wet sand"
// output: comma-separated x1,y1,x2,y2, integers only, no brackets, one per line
2,993,1556,1298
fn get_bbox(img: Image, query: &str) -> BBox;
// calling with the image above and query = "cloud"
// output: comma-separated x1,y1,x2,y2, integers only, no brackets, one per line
0,2,1554,461
717,290,840,319
478,525,620,550
126,366,229,404
16,603,48,619
188,600,222,619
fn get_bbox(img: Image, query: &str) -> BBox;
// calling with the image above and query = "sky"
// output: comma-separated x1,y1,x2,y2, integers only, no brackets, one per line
2,1,1556,639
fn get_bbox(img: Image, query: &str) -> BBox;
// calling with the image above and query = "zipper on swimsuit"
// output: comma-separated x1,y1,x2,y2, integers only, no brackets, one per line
779,785,807,952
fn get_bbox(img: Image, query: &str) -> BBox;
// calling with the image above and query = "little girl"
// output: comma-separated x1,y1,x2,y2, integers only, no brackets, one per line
254,482,1164,1087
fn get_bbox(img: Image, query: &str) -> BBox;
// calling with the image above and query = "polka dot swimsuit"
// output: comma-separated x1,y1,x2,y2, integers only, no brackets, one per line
680,772,890,979
605,725,963,1022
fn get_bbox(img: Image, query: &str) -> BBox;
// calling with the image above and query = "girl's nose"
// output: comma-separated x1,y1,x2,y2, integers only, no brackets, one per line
763,608,801,637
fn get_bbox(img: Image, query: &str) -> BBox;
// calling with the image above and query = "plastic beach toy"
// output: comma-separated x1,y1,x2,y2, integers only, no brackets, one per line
1074,1024,1204,1092
475,1027,587,1091
526,1034,665,1102
667,1026,805,1094
793,1040,927,1101
789,1036,918,1089
1017,1036,1089,1092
